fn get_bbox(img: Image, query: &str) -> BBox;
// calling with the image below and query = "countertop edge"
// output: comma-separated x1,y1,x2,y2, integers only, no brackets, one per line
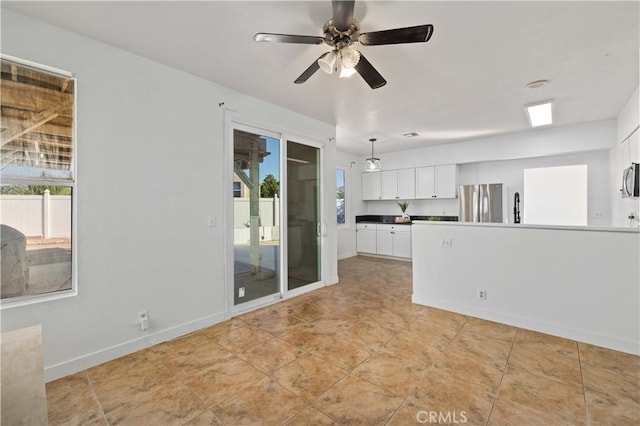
411,221,640,233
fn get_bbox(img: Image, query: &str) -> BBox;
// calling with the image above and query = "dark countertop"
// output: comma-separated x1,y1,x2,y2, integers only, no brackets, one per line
356,215,458,224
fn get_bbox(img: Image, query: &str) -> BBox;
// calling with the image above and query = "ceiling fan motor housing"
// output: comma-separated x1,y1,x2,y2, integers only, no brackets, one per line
323,19,360,49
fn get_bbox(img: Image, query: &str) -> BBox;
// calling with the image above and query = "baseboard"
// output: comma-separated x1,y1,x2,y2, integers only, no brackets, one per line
412,294,640,356
338,251,357,260
43,311,228,382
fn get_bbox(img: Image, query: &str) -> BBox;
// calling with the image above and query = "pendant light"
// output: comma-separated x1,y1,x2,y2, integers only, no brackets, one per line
365,138,381,172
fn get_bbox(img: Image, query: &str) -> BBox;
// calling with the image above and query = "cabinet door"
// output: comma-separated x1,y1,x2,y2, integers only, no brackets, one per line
397,169,416,199
376,230,394,256
435,165,458,198
380,170,399,200
362,172,381,200
356,229,377,253
630,130,639,164
415,166,435,199
393,230,412,258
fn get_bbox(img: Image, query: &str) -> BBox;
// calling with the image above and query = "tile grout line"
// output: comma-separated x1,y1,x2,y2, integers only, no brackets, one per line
84,369,109,426
577,343,591,426
483,327,517,426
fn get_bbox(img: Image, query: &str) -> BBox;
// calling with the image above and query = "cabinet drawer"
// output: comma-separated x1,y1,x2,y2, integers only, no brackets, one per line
357,223,377,230
377,224,410,232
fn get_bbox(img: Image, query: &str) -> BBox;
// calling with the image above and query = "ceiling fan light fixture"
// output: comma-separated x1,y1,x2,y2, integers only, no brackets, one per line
339,65,357,78
340,47,361,68
365,138,381,172
318,50,338,74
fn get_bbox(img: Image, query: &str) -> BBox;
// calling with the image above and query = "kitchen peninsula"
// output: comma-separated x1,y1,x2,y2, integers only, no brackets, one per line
412,221,640,355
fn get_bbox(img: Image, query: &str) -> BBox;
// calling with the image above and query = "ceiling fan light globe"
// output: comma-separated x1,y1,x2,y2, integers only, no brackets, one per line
339,66,357,78
318,51,338,74
340,47,361,68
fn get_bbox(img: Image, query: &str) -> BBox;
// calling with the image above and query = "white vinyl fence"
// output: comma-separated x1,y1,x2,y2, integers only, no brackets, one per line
233,197,280,244
0,190,71,238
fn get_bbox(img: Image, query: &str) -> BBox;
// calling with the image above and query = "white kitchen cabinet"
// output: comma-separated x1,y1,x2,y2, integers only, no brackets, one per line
362,172,381,200
376,226,394,256
376,169,416,200
415,164,458,199
397,169,416,199
380,170,398,200
630,129,639,163
376,224,411,258
356,223,377,253
393,228,412,258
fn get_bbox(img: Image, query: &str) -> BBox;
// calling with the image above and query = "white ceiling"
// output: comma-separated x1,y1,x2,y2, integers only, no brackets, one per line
3,1,638,154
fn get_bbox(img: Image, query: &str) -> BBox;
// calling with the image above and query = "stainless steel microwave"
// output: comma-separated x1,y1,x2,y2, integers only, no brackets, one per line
622,163,639,198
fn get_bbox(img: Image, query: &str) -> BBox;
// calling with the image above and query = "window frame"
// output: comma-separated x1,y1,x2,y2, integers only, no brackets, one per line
0,55,78,309
336,166,348,228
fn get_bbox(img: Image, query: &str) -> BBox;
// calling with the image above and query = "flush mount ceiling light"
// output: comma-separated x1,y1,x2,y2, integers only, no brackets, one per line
365,138,381,172
403,132,419,138
525,100,554,127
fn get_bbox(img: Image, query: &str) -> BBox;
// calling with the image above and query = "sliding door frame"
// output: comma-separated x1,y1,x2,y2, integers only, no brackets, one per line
223,112,327,317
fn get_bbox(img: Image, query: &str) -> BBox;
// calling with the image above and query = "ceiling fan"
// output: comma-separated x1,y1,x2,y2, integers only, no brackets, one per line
253,0,434,89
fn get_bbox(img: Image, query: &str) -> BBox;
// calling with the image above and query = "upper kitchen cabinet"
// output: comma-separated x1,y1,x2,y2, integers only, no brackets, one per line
363,169,415,200
415,164,458,199
381,169,415,200
362,171,382,200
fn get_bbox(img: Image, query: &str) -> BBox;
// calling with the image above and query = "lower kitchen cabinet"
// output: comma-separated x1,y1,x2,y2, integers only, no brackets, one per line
356,223,377,254
357,223,411,259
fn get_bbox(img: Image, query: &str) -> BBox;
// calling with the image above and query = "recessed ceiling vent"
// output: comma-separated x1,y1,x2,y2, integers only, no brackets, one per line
525,80,549,89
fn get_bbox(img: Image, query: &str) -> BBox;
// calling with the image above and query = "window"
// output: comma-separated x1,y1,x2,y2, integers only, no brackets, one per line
337,168,346,225
233,181,242,198
0,57,76,304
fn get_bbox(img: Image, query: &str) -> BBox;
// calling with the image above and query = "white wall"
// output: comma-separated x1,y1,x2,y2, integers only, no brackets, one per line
412,222,640,355
336,150,366,260
1,9,336,381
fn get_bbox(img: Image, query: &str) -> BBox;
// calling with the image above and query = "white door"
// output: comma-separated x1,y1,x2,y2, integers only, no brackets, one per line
393,230,412,258
435,165,457,198
380,170,398,200
397,169,416,200
415,166,435,199
362,172,381,200
377,229,394,256
356,228,377,253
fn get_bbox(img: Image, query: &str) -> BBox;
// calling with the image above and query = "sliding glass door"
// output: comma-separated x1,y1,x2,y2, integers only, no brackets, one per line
228,121,324,311
232,128,280,306
286,140,321,291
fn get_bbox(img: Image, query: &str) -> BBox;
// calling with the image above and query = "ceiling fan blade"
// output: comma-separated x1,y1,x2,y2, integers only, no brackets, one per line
294,53,329,84
254,33,324,44
332,0,355,32
354,53,386,89
358,24,434,46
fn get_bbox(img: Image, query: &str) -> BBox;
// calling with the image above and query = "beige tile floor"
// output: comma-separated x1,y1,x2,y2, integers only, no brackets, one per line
46,256,640,425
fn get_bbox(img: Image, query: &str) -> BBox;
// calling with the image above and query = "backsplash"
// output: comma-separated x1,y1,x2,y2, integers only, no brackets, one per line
365,199,459,217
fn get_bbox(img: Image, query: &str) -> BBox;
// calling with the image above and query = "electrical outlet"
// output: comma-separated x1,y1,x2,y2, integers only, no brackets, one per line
477,289,487,300
238,287,245,298
440,238,452,248
138,311,149,331
594,211,604,218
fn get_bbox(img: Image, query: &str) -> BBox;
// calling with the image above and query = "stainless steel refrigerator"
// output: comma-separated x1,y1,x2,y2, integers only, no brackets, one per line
458,184,506,223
